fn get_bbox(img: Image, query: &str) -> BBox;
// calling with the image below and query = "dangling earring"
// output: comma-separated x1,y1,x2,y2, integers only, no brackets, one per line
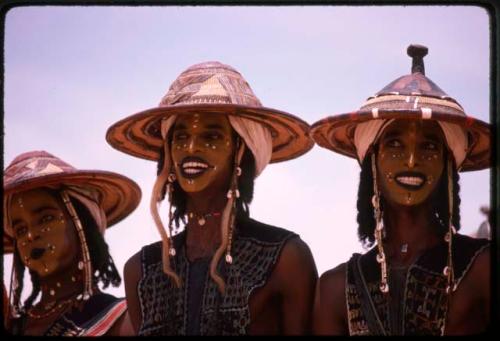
371,153,389,294
225,165,242,264
167,172,177,256
443,157,456,294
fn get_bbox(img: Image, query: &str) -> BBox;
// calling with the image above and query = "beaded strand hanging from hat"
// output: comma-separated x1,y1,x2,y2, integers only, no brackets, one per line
150,139,182,288
60,190,94,301
371,154,389,293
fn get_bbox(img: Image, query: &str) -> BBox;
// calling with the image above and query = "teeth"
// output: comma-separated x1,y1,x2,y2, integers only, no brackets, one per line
396,176,423,186
182,161,208,169
184,168,204,174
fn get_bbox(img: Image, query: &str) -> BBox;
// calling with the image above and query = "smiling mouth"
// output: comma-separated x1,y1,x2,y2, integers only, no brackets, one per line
30,247,46,260
179,157,212,179
394,172,426,190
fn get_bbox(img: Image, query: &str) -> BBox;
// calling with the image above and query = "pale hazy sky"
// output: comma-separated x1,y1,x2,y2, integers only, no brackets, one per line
3,5,491,299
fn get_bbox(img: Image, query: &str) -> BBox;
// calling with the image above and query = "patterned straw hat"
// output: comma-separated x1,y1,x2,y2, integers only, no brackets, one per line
3,151,141,241
311,44,490,172
106,61,313,163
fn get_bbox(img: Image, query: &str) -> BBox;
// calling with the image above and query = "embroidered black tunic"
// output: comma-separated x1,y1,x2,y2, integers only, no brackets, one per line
137,217,297,335
346,234,489,335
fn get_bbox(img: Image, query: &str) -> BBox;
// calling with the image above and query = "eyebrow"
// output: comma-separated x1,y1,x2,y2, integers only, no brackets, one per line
11,219,24,227
174,122,225,131
204,124,225,130
11,205,58,224
174,123,187,130
423,133,441,143
381,130,403,140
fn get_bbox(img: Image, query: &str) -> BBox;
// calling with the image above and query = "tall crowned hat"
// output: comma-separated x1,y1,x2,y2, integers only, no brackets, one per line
3,151,142,246
106,61,313,165
311,44,490,171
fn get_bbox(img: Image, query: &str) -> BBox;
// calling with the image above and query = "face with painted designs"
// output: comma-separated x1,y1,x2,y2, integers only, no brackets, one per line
170,113,235,194
10,188,79,277
376,119,446,206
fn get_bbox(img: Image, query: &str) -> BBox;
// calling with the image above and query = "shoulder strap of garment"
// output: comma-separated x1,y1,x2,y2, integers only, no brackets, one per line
351,253,387,336
80,299,127,336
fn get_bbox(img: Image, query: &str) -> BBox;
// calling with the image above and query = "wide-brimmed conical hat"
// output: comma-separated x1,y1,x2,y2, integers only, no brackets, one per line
3,151,141,242
311,44,490,172
106,61,313,163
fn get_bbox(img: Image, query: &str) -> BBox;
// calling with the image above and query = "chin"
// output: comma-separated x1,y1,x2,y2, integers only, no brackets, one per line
178,179,211,193
389,195,428,207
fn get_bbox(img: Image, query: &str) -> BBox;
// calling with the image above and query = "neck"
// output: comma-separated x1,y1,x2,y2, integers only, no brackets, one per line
38,265,92,304
185,188,228,261
382,199,440,266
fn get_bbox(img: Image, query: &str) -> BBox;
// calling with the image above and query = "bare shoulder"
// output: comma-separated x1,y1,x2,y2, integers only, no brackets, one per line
446,244,490,334
123,250,143,334
124,250,142,283
273,236,318,282
318,262,347,304
458,245,490,293
278,237,315,266
313,263,349,335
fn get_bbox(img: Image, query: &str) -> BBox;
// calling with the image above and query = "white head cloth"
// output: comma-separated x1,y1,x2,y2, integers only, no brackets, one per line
64,185,108,235
354,119,468,168
161,114,273,177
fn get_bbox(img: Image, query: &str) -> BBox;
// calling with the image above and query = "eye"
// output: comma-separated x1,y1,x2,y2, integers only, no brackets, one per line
174,132,188,140
40,214,55,224
205,132,222,140
15,225,27,237
386,139,402,148
422,141,438,151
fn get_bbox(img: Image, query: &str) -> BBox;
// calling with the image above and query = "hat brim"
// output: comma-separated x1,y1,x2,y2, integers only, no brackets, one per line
4,170,141,233
311,109,490,172
106,104,313,163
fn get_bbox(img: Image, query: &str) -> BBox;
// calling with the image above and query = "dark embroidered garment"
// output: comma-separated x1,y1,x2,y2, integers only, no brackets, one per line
137,217,297,335
12,293,126,336
346,234,489,335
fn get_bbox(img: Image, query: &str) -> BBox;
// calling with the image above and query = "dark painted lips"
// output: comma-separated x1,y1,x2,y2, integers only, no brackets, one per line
30,247,46,260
